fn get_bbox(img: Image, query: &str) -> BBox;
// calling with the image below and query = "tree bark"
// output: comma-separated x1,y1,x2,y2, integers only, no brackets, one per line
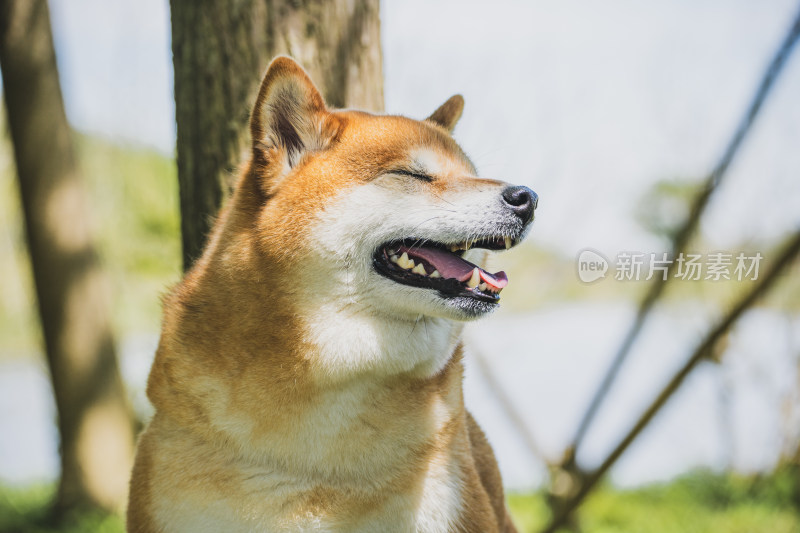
0,0,134,517
170,0,384,270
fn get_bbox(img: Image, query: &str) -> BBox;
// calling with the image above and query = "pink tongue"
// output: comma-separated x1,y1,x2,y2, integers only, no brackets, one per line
398,245,509,290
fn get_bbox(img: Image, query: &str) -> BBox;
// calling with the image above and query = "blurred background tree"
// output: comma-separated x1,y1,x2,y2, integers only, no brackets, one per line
171,0,383,269
0,0,134,521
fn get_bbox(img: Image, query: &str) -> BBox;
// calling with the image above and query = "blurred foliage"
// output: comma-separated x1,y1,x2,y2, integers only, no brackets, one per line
494,237,800,316
0,131,181,357
635,178,702,242
632,178,800,313
508,469,800,533
75,134,182,335
491,242,642,313
489,175,800,314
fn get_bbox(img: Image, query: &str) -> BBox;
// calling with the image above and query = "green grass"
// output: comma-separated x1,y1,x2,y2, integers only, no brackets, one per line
2,471,796,532
0,485,123,533
508,470,800,533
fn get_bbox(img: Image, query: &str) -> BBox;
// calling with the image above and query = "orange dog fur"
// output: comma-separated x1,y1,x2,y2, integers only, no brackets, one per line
127,56,536,532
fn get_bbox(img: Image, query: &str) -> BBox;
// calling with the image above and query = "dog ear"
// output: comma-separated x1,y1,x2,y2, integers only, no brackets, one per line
250,56,336,169
426,94,464,132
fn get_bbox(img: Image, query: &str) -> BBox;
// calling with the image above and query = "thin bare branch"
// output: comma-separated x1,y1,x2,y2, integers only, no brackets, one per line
569,6,800,454
470,342,552,466
542,229,800,533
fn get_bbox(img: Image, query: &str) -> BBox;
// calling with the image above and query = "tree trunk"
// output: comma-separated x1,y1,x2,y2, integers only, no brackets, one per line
0,0,134,517
170,0,383,269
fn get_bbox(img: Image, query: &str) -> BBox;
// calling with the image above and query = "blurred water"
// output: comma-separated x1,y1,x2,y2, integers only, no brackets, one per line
1,304,797,490
465,303,800,489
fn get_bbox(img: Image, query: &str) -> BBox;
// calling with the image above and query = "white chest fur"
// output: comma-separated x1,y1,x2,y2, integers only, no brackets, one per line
149,430,465,533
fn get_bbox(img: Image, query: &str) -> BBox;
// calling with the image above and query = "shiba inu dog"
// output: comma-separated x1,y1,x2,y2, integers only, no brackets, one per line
128,56,537,532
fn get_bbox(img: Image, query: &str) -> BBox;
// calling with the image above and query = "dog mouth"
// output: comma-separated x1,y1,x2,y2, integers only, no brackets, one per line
372,236,515,303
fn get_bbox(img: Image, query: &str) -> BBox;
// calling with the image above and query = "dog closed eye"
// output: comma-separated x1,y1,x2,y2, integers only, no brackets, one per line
389,168,434,182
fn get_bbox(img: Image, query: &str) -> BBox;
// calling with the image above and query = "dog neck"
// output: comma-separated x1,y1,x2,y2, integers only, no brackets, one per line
150,291,468,485
297,296,465,383
148,190,468,484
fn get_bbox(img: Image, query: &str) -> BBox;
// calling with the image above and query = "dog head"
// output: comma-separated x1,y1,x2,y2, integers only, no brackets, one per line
249,57,537,324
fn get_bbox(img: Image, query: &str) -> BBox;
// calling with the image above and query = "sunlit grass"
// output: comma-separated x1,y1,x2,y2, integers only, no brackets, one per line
2,471,796,533
508,470,800,533
0,485,123,533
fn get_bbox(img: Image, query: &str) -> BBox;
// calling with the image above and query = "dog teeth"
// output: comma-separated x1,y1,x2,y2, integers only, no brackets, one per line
430,270,441,278
412,263,427,275
450,241,474,252
505,236,512,249
466,268,480,288
478,282,488,292
390,254,399,263
397,252,414,269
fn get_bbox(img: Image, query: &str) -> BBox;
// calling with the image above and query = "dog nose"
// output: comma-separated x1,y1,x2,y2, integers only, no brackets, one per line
502,185,538,223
